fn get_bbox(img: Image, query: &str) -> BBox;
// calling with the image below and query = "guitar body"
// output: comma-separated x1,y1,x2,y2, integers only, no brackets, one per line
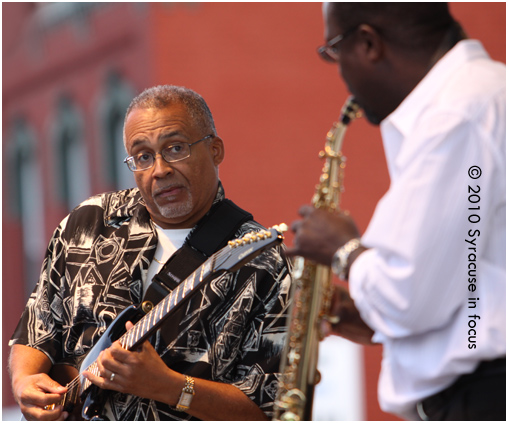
79,305,144,420
49,364,84,420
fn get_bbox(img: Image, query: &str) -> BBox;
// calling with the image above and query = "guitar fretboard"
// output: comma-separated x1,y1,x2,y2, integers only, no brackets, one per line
121,256,215,351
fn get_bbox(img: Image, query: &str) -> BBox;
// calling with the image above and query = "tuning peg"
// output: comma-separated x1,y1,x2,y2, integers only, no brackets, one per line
228,239,244,248
272,223,288,233
242,234,255,244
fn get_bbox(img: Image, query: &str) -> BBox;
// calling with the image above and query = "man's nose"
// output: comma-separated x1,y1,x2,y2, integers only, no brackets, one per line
151,153,174,177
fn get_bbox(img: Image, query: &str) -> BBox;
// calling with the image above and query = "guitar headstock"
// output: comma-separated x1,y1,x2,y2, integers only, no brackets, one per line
227,223,288,248
214,224,288,273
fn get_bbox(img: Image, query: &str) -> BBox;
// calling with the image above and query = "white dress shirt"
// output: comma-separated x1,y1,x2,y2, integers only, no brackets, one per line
349,40,506,419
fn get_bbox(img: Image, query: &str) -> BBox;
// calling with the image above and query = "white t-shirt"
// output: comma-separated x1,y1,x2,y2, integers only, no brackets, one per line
144,224,192,297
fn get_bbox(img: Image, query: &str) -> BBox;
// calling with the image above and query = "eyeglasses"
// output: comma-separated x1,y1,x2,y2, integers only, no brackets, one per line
124,134,213,172
317,26,359,63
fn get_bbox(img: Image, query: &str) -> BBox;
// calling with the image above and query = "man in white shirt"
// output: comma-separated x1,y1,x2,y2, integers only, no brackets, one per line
290,3,505,420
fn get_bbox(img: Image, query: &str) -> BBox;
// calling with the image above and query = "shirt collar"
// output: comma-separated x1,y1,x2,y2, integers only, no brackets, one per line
382,40,488,139
379,40,489,173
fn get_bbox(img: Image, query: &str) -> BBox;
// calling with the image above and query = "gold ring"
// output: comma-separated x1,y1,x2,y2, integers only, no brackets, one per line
44,404,55,411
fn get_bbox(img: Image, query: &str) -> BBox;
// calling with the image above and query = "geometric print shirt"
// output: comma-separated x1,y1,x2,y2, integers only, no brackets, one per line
10,184,293,420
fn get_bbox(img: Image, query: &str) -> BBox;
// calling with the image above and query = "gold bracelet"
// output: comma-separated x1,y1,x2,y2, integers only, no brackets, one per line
176,375,195,412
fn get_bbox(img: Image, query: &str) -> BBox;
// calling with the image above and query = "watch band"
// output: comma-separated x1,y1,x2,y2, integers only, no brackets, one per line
176,375,195,412
332,237,361,280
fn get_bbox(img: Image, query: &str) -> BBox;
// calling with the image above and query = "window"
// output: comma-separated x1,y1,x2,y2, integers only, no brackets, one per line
7,118,46,294
53,95,91,211
98,71,135,190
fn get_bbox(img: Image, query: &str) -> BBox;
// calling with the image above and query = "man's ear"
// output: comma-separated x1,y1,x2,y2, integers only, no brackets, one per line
357,23,384,63
210,136,225,166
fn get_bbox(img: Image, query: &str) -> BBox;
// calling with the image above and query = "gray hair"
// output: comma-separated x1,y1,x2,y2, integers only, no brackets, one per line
124,85,217,150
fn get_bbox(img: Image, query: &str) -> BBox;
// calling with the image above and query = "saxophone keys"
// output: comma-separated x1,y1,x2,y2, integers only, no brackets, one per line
279,411,300,421
325,315,340,325
288,349,300,365
314,370,322,385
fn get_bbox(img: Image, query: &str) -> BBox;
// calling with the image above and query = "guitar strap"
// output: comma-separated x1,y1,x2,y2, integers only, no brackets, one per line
144,199,253,305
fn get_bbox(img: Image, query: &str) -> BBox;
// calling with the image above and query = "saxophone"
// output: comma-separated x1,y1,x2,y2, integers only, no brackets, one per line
274,97,360,421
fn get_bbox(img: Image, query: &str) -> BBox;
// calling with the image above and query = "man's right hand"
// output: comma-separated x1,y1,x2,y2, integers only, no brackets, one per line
13,373,68,421
9,344,69,421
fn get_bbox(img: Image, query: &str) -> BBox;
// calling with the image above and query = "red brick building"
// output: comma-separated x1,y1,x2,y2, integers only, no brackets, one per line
3,2,505,420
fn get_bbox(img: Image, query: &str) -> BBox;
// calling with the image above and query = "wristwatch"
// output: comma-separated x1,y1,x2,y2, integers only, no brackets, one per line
332,238,362,280
176,375,195,412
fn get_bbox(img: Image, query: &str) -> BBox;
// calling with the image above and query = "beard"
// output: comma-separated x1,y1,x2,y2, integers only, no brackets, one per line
362,107,383,126
155,195,193,219
149,182,194,220
350,96,382,126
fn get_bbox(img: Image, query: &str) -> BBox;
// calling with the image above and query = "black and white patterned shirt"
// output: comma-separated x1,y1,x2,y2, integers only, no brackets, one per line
10,185,292,420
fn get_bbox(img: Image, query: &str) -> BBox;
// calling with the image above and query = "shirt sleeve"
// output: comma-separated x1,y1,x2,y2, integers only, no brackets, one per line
9,221,68,364
349,109,504,341
229,246,292,418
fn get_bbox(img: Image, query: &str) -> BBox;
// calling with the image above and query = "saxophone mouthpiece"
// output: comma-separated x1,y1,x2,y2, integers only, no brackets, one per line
340,97,361,125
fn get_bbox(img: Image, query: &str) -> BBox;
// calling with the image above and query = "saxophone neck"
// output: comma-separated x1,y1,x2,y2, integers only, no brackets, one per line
340,97,361,125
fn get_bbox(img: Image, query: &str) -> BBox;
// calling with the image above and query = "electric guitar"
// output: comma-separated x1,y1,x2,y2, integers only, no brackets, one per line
50,224,287,420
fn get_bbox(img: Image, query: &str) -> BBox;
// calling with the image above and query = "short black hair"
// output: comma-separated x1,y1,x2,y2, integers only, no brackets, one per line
329,2,456,52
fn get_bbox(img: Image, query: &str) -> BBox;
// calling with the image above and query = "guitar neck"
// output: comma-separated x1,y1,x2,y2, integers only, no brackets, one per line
121,254,217,350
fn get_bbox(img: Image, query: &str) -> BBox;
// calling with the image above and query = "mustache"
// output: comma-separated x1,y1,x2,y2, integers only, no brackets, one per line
152,183,186,197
